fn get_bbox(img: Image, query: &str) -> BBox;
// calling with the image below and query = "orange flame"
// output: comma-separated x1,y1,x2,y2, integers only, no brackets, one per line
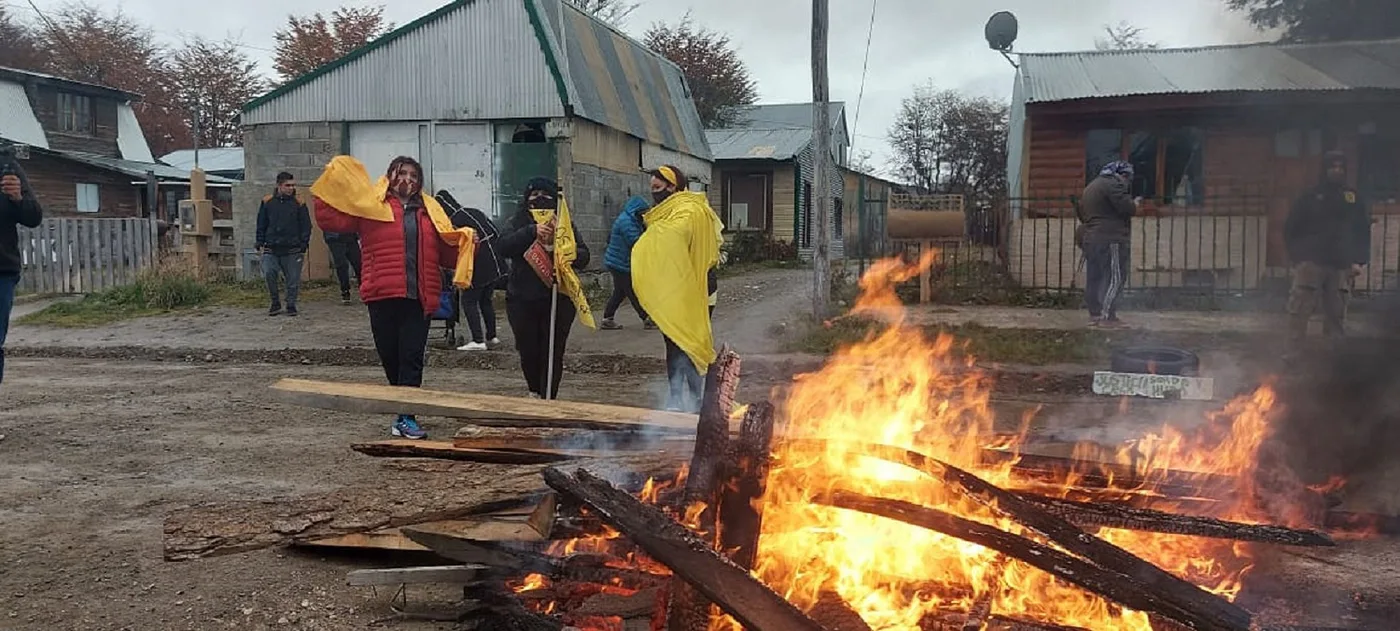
707,254,1300,631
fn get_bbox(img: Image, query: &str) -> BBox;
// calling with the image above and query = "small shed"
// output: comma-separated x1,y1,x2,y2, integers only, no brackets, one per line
236,0,711,279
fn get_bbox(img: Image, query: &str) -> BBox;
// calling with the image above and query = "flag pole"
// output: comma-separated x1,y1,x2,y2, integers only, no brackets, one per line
545,279,559,399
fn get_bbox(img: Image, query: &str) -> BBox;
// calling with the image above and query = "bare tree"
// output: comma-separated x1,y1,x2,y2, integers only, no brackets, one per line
273,6,393,82
567,0,640,26
0,4,45,72
887,83,1008,208
170,37,269,148
643,14,759,128
847,149,881,176
1095,21,1160,50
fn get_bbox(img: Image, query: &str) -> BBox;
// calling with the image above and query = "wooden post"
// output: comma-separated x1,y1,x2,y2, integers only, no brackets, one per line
811,0,832,318
666,349,741,631
718,401,777,570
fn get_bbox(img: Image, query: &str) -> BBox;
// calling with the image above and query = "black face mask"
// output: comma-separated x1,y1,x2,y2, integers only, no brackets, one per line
652,190,672,204
528,195,557,210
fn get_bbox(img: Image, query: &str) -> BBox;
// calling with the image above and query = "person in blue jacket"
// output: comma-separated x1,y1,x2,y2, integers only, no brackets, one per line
601,195,652,330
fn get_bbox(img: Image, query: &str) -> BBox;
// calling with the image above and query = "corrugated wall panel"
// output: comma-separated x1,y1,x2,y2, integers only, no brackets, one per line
244,0,563,124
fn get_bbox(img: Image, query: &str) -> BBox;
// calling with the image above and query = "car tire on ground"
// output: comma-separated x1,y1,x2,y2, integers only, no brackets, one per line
1109,346,1200,376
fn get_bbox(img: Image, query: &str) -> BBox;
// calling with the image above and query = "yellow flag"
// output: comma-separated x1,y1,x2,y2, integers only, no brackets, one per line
529,200,595,329
311,156,477,289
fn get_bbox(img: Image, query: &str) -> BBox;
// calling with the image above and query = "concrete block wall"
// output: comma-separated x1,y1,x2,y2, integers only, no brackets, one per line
570,163,649,267
234,122,344,280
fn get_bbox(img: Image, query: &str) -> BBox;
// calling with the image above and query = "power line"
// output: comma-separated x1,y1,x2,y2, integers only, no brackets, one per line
849,0,879,154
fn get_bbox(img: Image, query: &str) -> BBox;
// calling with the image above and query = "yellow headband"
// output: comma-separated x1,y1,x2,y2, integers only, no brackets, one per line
655,166,678,188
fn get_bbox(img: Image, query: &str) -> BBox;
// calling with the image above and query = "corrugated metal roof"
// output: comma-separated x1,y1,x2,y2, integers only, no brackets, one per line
116,103,153,162
241,0,710,160
702,102,847,161
0,80,48,148
705,128,813,161
1019,38,1400,103
51,149,236,183
159,147,244,173
243,0,564,125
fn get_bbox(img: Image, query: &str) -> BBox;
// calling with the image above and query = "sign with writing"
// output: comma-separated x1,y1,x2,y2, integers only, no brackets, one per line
1091,371,1214,401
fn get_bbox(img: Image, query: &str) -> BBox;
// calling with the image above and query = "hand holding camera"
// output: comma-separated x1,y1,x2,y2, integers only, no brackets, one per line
1,174,20,202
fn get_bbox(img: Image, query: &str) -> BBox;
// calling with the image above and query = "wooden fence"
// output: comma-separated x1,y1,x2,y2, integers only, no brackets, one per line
17,217,161,294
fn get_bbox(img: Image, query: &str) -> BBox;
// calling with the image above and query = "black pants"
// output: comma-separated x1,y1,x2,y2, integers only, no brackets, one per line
1084,241,1129,320
603,270,647,321
662,305,715,412
461,286,497,343
367,298,430,388
507,296,575,399
328,238,362,295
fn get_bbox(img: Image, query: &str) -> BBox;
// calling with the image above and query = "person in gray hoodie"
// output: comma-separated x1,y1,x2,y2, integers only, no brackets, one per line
1076,160,1139,328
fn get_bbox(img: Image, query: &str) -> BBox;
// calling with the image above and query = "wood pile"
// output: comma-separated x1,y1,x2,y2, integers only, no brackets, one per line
161,354,1389,631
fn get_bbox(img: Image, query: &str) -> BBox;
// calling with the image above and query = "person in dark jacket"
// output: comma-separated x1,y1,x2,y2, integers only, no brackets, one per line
1077,160,1139,328
323,230,362,304
601,195,651,330
0,157,42,385
256,171,312,316
314,156,460,439
497,177,590,399
442,195,507,351
1284,151,1371,341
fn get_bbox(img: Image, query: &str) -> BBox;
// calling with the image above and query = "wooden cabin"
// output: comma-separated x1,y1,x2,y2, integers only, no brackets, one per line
1006,39,1400,293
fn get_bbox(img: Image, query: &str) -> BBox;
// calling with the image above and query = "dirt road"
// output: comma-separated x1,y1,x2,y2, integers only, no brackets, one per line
6,267,815,358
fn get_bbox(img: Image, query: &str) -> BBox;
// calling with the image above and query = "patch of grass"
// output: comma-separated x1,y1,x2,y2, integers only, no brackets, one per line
897,259,1078,309
788,317,1259,366
19,266,343,328
717,259,807,279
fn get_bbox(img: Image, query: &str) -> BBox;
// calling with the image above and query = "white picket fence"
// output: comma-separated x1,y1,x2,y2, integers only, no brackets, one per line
17,217,161,294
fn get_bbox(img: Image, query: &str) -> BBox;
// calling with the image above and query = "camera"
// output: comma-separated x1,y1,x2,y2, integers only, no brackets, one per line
0,141,29,178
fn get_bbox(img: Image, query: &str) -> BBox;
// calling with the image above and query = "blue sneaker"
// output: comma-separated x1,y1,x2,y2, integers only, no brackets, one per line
391,415,427,440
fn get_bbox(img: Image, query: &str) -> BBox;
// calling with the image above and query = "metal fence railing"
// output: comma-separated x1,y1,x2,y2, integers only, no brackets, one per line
890,193,1400,310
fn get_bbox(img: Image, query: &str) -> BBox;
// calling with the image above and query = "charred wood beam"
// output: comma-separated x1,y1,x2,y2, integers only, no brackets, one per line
787,440,1252,631
543,466,829,631
1023,495,1335,547
983,449,1239,500
718,401,778,571
808,591,875,631
667,347,741,631
819,492,1241,631
399,528,666,590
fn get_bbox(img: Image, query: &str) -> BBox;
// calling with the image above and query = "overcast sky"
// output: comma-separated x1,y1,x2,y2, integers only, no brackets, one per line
64,0,1265,171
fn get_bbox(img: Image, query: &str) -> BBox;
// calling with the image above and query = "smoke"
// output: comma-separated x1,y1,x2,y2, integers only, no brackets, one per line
1266,294,1400,513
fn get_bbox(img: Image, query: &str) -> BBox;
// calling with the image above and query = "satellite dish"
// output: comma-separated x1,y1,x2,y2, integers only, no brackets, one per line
985,11,1019,52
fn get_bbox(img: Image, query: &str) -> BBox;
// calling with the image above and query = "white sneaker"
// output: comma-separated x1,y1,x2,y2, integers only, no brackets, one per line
457,341,488,351
488,337,501,346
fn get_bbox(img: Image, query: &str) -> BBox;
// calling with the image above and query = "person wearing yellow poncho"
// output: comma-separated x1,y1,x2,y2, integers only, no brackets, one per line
496,177,593,400
631,165,723,412
311,155,476,440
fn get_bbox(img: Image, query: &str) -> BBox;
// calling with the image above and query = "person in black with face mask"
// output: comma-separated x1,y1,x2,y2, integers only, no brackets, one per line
496,178,590,399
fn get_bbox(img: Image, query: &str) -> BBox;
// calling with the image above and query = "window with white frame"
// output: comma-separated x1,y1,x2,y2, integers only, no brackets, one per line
58,92,93,134
75,183,100,213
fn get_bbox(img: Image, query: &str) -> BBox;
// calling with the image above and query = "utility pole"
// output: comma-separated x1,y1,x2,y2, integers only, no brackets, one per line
810,0,832,318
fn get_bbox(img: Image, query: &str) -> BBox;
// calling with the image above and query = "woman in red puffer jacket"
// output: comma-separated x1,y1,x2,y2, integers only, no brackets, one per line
314,156,458,440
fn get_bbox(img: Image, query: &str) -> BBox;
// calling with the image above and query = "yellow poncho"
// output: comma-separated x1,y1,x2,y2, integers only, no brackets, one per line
632,191,723,372
529,197,596,329
310,155,476,288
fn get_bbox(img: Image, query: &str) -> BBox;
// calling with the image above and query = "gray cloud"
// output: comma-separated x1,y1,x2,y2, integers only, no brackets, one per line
56,0,1264,172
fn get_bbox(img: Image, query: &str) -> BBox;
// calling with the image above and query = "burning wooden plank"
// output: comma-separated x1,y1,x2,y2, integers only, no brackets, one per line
787,440,1253,631
818,491,1243,631
1023,496,1334,546
667,348,740,631
270,377,724,433
717,401,778,571
542,466,830,631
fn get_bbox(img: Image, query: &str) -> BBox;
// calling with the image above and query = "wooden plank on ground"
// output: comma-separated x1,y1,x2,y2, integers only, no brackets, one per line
271,378,723,433
162,452,684,561
353,440,696,464
453,426,696,451
347,564,487,586
299,516,545,552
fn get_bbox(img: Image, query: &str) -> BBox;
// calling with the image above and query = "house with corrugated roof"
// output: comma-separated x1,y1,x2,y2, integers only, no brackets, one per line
235,0,711,278
704,102,850,258
1004,38,1400,294
0,66,230,219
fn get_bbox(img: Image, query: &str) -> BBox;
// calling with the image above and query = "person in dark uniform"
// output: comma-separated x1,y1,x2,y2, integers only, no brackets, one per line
255,172,311,316
1285,150,1371,341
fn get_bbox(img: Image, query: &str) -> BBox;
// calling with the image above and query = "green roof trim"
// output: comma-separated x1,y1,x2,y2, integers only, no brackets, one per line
242,0,477,113
522,0,573,112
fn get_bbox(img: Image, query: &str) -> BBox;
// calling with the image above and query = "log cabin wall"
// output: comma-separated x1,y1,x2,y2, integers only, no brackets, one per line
1010,94,1400,291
